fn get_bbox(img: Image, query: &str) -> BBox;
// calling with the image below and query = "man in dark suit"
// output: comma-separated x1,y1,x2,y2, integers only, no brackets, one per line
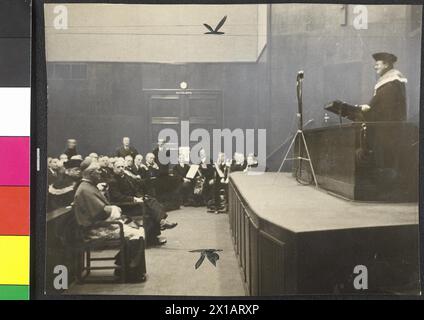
173,153,194,206
212,152,230,212
115,137,139,159
144,153,160,179
130,154,148,178
359,52,407,122
47,157,59,186
108,159,177,246
98,155,114,182
145,151,182,210
152,138,171,177
196,148,215,208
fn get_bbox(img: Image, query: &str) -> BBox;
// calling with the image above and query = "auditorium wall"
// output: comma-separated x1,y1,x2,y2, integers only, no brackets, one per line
46,61,263,156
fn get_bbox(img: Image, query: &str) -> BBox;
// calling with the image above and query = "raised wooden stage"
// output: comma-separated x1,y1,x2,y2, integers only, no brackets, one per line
228,172,420,295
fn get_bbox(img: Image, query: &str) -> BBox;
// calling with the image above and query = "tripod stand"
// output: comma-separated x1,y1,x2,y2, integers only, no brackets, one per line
277,71,318,188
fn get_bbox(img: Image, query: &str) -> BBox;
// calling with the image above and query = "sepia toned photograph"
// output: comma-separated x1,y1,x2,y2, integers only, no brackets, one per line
43,2,422,296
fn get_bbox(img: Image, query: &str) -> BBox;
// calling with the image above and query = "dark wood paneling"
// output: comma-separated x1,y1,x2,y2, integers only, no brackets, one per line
228,174,420,295
249,219,259,296
258,231,286,295
294,122,419,202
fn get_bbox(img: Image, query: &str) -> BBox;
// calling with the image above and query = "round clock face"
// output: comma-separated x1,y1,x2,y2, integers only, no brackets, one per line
180,81,188,89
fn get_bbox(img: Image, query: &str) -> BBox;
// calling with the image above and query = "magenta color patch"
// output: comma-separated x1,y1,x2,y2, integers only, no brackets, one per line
0,137,30,186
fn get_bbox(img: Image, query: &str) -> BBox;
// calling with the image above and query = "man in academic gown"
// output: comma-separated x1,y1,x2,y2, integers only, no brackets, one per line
360,52,407,122
357,52,409,196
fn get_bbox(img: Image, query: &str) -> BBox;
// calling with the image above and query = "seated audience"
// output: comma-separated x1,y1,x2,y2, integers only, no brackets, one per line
48,139,259,217
73,161,146,282
116,137,138,159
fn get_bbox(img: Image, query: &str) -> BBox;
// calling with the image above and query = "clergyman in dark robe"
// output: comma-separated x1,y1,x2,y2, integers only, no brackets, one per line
73,161,146,282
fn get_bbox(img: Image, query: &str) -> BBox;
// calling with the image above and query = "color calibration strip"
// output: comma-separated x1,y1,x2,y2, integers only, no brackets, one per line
0,92,31,300
0,0,31,300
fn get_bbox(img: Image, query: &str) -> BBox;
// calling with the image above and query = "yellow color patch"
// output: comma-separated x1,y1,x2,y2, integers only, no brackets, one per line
0,236,29,285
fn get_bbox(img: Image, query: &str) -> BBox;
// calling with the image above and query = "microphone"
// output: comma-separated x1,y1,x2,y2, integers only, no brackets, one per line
297,70,304,81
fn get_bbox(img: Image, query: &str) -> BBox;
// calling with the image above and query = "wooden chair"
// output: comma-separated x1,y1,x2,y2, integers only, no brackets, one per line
74,221,128,283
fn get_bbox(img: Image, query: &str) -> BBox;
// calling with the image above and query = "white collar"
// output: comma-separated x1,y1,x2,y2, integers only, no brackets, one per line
374,69,407,95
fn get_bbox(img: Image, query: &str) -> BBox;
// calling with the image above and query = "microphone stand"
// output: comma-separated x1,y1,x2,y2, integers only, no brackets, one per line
277,71,318,188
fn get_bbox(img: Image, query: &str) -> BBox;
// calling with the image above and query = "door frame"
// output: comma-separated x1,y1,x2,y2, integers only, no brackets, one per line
143,88,223,150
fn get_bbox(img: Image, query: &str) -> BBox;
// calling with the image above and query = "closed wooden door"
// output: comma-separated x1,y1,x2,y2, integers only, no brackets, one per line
144,89,223,152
